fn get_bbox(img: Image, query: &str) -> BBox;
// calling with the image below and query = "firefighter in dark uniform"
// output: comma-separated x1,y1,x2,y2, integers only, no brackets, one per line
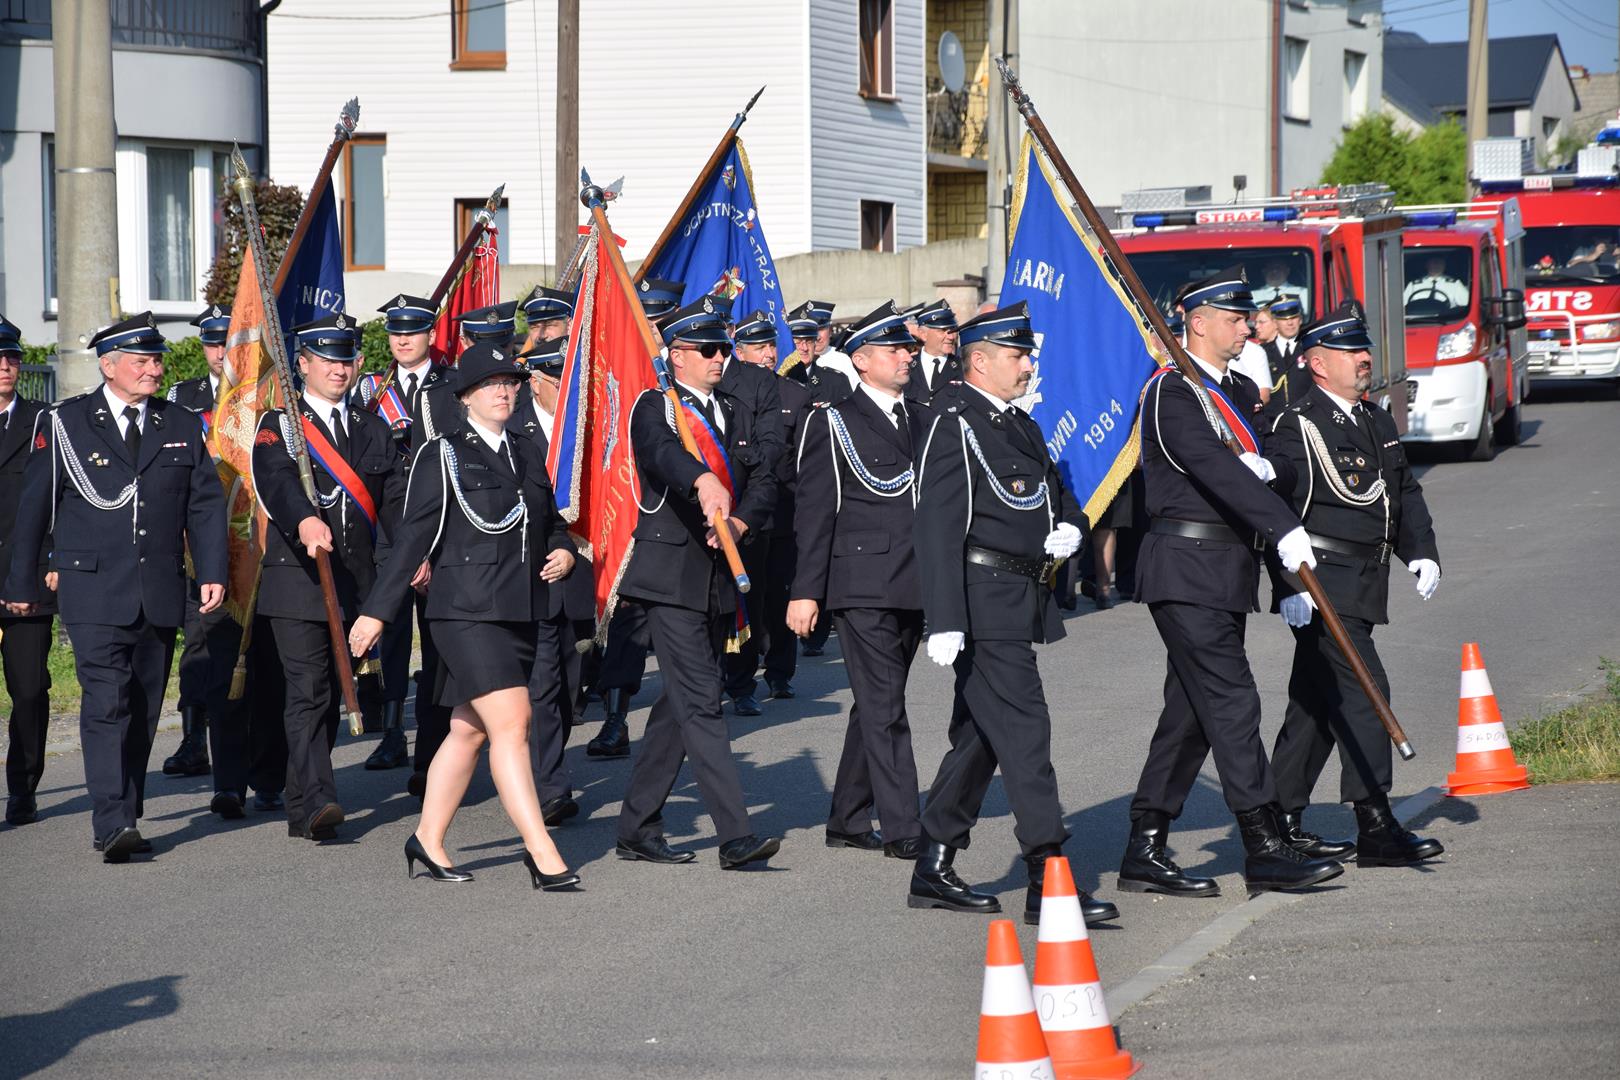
732,308,808,699
1120,269,1343,896
788,301,930,860
252,314,405,840
4,313,227,861
581,281,685,760
1264,306,1444,866
1259,294,1307,423
614,297,780,869
508,336,593,825
517,285,575,349
782,302,854,406
355,295,453,780
904,299,962,403
0,315,54,827
907,302,1118,927
160,304,229,779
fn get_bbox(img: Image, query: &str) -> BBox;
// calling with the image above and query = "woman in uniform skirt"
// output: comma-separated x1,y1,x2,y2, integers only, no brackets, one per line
350,344,580,890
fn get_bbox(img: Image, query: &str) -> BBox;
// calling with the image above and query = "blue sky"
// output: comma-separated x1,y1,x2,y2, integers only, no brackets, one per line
1386,0,1618,72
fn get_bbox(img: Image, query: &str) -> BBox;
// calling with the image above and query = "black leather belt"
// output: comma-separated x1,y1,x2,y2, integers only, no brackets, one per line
966,545,1054,581
1308,532,1392,565
1149,518,1265,551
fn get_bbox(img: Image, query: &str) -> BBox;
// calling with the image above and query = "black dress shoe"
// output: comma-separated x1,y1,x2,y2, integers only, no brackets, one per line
305,802,344,841
253,791,284,812
541,796,580,826
523,851,581,891
162,708,211,777
405,834,474,882
1117,811,1221,898
767,679,796,699
210,791,246,820
1094,587,1117,611
1238,805,1343,891
6,794,39,826
825,828,884,851
406,771,428,799
908,841,1001,913
883,836,924,860
802,644,825,657
1024,888,1121,927
729,694,763,717
1354,798,1444,867
587,713,630,759
100,826,144,863
615,837,698,864
365,727,410,771
1279,809,1357,860
718,834,781,869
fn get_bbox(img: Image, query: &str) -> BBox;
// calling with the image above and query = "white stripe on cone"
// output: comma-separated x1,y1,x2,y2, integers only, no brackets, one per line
1031,979,1112,1032
980,964,1038,1017
1035,897,1087,943
1459,668,1494,700
1455,720,1511,754
975,1058,1055,1079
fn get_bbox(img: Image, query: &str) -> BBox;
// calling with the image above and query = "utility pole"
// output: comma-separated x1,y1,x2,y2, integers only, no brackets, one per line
985,0,1018,302
554,0,579,277
51,0,121,397
1465,0,1488,192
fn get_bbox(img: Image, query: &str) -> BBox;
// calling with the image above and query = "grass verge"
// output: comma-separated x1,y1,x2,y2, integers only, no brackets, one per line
1510,659,1620,784
0,619,181,722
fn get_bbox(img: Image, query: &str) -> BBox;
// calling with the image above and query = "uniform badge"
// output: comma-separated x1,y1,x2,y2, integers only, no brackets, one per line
1332,411,1346,425
1348,474,1360,488
1355,456,1366,468
88,451,109,467
396,295,408,308
335,314,348,330
146,314,157,329
1010,478,1027,494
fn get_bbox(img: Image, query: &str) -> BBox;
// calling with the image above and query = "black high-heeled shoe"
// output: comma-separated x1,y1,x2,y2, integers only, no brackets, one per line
523,851,580,891
405,834,474,883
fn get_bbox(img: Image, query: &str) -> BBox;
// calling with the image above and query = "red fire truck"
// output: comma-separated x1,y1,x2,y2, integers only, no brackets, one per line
1395,201,1530,460
1116,184,1411,431
1473,128,1620,388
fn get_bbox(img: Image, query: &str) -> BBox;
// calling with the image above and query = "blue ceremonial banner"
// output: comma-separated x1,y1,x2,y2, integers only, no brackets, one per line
999,132,1166,525
640,141,792,358
276,178,346,354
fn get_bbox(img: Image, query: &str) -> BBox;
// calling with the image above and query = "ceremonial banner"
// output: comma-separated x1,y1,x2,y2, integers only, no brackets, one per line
1000,132,1165,525
430,224,500,365
639,141,792,358
275,179,346,359
212,243,280,628
548,223,661,636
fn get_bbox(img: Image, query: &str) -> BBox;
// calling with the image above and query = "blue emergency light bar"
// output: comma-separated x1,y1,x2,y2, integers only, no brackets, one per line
1132,206,1302,229
1263,207,1301,222
1477,174,1619,193
1403,210,1458,227
1596,125,1620,145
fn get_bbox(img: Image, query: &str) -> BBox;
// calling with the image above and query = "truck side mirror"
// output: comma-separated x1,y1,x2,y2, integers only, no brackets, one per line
1483,288,1527,330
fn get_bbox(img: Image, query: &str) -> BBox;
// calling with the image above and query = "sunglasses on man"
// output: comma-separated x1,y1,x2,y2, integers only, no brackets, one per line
677,341,733,360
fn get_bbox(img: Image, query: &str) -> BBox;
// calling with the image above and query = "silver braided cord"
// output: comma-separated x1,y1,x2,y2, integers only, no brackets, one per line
440,440,528,562
1299,415,1387,505
49,410,139,542
960,418,1049,511
827,407,914,499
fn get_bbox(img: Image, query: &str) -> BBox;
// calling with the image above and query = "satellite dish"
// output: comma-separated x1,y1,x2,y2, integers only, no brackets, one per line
938,31,965,94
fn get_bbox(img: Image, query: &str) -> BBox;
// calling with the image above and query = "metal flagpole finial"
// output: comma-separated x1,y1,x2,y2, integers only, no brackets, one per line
336,98,361,140
229,143,253,194
579,171,623,209
477,183,505,224
995,56,1035,118
737,85,766,127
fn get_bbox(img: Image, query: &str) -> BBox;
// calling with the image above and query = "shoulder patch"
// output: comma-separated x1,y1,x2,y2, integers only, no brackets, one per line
255,426,280,447
34,430,47,450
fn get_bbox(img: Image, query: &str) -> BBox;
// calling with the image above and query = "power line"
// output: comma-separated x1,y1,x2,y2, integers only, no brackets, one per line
272,0,522,21
1544,0,1618,35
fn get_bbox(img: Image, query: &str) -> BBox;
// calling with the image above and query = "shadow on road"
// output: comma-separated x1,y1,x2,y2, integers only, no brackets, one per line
0,976,181,1079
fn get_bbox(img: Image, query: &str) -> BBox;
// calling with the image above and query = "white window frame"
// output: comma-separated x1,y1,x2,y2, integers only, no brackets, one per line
1343,49,1368,126
1284,37,1310,122
114,140,218,317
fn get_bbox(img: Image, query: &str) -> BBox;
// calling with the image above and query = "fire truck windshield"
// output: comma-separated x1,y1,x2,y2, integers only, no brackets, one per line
1525,226,1620,284
1402,246,1472,325
1125,247,1314,319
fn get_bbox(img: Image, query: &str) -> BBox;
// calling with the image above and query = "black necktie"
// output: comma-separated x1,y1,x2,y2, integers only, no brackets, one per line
931,357,943,389
122,406,141,461
698,396,720,434
892,402,912,453
405,372,419,412
499,439,515,475
1353,402,1372,441
1220,374,1237,399
330,407,348,457
1,409,9,434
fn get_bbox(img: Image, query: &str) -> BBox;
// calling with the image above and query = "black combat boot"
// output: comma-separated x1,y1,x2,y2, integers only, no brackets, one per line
1354,795,1444,867
908,840,1001,914
365,701,410,770
587,690,631,759
1278,809,1357,860
162,707,211,777
1117,810,1220,897
1238,804,1344,891
1024,845,1119,928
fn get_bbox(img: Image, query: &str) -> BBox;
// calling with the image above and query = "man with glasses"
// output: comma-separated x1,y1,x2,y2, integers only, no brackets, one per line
614,297,780,869
4,313,227,861
0,316,54,826
904,299,962,403
252,314,405,842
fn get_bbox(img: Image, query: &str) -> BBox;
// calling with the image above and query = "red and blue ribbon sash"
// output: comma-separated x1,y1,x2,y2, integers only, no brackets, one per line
679,399,750,650
301,415,380,539
1144,366,1259,454
199,409,213,436
360,373,411,428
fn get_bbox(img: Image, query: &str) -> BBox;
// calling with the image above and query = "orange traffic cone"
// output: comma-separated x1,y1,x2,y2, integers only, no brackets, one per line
1445,642,1530,796
976,919,1055,1079
1031,858,1139,1079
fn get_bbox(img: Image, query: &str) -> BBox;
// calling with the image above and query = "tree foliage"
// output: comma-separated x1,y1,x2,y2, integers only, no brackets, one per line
1321,113,1468,205
203,176,306,305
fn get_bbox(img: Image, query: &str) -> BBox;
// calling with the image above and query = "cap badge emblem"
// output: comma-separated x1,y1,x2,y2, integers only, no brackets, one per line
702,297,715,314
336,314,348,330
485,311,499,324
211,305,222,318
397,295,407,307
146,314,157,329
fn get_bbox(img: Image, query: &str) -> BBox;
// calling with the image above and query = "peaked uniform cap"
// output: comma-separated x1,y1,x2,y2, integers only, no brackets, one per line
915,299,959,330
516,335,566,375
379,294,437,334
456,301,518,341
637,278,685,317
1179,266,1257,313
1300,304,1375,351
656,296,730,347
453,342,525,393
189,304,233,344
0,314,24,354
291,312,361,361
732,308,778,345
520,285,575,322
1266,294,1304,318
786,301,821,337
90,312,170,357
957,301,1037,351
843,301,920,352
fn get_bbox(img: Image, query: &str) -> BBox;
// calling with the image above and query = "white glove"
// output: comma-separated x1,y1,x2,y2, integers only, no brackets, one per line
926,631,964,667
1279,591,1316,628
1239,452,1276,484
1043,522,1082,559
1275,527,1318,573
1410,558,1440,601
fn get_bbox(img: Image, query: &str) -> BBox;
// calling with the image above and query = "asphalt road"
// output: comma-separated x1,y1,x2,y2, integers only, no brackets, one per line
1,389,1616,1079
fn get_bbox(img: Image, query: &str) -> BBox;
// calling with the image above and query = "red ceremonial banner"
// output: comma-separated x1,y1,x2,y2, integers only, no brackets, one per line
430,224,500,365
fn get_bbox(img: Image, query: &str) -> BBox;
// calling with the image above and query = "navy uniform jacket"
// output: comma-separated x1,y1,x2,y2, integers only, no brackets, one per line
805,363,854,406
408,371,465,460
1265,385,1439,624
362,422,573,625
506,394,594,623
718,357,787,531
252,401,406,623
4,392,226,627
771,375,811,535
358,362,452,456
0,399,55,616
1260,340,1306,420
1135,369,1301,613
904,352,962,404
913,381,1082,644
792,389,930,612
166,376,215,413
617,385,775,615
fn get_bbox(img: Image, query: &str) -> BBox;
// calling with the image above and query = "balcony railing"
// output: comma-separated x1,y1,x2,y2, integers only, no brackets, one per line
1,0,264,59
927,77,988,162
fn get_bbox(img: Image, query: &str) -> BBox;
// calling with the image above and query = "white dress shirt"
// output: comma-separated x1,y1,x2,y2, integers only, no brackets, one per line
102,384,146,437
675,379,725,434
858,380,905,428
